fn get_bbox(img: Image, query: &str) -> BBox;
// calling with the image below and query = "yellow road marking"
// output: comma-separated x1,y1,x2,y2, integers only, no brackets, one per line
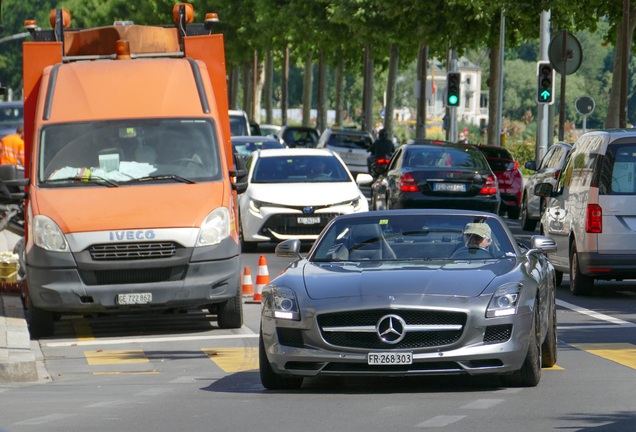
202,348,259,372
71,317,95,342
542,365,564,370
93,371,158,375
84,350,149,365
572,343,636,370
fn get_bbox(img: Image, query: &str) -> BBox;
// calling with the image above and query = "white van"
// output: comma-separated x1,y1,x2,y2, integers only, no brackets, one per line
538,130,636,295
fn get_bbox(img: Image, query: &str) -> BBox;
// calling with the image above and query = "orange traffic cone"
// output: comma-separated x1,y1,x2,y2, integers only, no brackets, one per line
253,255,270,303
241,266,254,298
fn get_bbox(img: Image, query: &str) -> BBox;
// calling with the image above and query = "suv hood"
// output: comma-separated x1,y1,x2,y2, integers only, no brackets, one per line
248,182,360,207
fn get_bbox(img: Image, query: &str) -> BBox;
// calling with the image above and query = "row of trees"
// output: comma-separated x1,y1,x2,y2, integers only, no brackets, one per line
1,1,635,145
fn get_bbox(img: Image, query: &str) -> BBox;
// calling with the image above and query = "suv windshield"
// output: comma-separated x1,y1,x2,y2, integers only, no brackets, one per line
252,155,351,183
312,214,515,262
327,133,372,150
39,119,222,185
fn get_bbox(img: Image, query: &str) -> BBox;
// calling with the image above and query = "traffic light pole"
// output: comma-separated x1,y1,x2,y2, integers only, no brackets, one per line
536,10,550,165
449,53,458,142
558,29,567,142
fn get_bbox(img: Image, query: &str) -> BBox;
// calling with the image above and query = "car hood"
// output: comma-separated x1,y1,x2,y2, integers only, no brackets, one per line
303,260,514,299
247,182,360,206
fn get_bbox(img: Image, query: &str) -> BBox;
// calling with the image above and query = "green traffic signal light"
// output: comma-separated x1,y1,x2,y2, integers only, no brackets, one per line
537,61,553,104
448,95,458,105
446,72,461,107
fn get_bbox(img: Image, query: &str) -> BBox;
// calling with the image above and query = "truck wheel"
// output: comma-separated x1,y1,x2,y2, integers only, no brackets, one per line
217,288,243,329
569,245,594,296
259,331,303,390
28,299,54,338
521,197,537,231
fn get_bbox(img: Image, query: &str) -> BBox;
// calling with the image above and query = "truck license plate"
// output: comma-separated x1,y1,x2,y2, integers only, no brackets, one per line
368,352,413,365
298,217,320,224
117,293,152,305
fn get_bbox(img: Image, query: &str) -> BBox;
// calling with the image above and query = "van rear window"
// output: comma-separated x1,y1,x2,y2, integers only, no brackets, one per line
599,143,636,195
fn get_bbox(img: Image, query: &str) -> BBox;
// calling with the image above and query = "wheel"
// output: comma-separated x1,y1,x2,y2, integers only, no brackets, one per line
541,283,558,367
28,299,55,338
217,288,243,329
507,206,520,220
521,196,537,231
569,244,594,296
259,331,303,390
501,300,541,387
555,270,563,287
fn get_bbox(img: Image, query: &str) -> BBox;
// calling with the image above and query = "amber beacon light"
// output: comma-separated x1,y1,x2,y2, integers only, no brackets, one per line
116,40,132,60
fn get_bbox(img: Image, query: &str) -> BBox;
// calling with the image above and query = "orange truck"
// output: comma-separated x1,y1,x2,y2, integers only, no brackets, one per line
13,4,248,337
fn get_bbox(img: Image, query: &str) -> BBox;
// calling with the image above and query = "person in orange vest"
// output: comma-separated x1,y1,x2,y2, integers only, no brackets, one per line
0,125,25,169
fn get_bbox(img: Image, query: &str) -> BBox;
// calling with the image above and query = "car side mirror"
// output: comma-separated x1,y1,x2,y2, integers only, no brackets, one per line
230,153,248,194
356,173,374,186
276,239,302,259
527,235,557,255
525,161,537,171
534,182,553,198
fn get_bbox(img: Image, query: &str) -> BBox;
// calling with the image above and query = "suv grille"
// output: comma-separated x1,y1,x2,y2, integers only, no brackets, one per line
89,242,177,261
260,213,340,237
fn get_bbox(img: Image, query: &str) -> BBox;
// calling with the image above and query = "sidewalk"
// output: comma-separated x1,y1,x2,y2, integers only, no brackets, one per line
0,294,37,382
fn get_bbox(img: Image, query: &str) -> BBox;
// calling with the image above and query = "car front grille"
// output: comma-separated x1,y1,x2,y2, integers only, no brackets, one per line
317,309,467,350
79,265,187,285
89,242,178,261
260,213,340,237
484,324,513,344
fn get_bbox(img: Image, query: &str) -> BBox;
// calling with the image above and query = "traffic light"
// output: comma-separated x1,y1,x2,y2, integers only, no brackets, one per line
446,72,460,107
537,61,554,104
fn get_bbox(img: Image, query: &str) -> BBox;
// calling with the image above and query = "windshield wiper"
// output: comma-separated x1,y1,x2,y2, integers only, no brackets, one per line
131,175,196,184
43,177,119,187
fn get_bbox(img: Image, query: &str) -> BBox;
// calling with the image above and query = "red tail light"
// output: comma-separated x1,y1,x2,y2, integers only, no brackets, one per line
377,159,388,164
586,204,602,233
398,173,419,192
507,161,519,171
553,169,561,180
479,175,498,195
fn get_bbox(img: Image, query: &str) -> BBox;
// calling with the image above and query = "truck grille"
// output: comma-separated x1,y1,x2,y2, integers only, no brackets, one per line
260,213,340,237
79,265,187,285
89,242,177,261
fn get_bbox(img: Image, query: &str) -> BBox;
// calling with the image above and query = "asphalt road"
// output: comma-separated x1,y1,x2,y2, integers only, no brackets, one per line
2,218,636,432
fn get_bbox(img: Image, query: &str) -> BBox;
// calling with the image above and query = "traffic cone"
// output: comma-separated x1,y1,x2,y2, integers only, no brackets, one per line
253,255,270,303
241,266,254,298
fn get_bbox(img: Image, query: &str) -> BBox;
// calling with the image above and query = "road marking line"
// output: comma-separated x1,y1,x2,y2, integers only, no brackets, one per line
71,317,95,341
84,349,149,365
136,388,171,396
558,324,635,330
461,399,504,409
46,333,259,347
14,414,76,425
571,343,636,370
416,415,466,428
543,365,565,370
556,300,636,326
202,347,259,372
93,371,158,375
86,400,130,408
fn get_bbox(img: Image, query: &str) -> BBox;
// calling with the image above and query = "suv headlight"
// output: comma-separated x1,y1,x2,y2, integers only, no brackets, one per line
263,286,300,320
33,215,69,252
486,283,522,318
196,207,230,247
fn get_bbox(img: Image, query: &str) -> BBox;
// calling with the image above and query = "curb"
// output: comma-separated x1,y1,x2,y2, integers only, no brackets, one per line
0,294,37,383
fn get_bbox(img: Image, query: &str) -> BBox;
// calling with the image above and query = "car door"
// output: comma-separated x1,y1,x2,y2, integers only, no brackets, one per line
543,153,574,269
527,146,557,218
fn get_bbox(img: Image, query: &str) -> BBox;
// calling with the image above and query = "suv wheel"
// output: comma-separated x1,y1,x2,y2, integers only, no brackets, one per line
569,244,594,296
521,197,537,231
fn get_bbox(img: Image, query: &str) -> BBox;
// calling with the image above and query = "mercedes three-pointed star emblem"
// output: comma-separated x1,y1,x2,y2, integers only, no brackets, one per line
376,314,407,344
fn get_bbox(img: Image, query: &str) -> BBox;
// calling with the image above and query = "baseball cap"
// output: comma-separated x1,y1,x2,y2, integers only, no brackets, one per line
463,222,492,239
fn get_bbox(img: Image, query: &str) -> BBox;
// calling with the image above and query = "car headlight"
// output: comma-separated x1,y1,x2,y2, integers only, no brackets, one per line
263,286,300,321
249,199,262,214
196,207,230,247
486,283,522,318
352,197,362,211
33,215,69,252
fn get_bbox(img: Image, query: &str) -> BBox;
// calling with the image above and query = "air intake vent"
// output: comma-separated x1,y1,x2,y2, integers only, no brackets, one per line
484,324,513,344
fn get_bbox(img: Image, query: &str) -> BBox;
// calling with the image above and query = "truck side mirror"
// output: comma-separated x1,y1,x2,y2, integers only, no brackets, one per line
0,163,29,203
230,153,248,194
534,182,553,198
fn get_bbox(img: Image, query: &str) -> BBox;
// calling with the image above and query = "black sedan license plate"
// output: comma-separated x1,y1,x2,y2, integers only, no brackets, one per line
368,352,413,365
434,183,466,192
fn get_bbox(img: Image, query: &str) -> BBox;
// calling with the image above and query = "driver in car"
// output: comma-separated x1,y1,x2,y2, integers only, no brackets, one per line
463,223,492,249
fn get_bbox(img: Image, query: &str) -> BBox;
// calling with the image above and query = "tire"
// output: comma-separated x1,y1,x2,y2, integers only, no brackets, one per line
507,206,520,220
569,244,594,296
541,283,558,367
555,270,563,287
501,300,541,387
521,196,537,232
217,288,244,329
28,299,55,338
259,331,303,390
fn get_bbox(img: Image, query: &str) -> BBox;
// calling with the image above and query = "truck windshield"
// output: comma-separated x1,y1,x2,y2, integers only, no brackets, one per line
38,119,223,185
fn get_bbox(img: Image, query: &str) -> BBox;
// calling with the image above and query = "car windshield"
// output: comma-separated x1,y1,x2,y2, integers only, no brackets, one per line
312,214,515,261
327,133,372,150
252,155,351,183
405,147,487,169
0,105,23,126
230,115,248,136
39,118,222,185
233,140,285,158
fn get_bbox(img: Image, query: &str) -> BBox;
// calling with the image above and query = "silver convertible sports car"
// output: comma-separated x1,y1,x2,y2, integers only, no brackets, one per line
259,210,558,389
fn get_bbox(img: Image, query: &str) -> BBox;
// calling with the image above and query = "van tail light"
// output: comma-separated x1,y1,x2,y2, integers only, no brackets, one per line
586,204,602,233
507,161,519,171
479,175,498,195
398,173,419,192
553,169,561,180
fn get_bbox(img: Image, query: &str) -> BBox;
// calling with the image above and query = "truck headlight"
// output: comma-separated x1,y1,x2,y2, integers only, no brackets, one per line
33,215,69,252
263,286,300,321
196,207,230,247
486,283,522,318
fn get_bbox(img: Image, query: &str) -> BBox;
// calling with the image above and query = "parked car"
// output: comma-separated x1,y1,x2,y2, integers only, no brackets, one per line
539,130,636,295
0,101,23,139
260,209,558,389
370,142,499,214
473,145,523,220
280,126,319,148
316,127,374,175
231,136,286,161
229,109,250,136
238,148,371,251
521,142,572,231
260,124,281,137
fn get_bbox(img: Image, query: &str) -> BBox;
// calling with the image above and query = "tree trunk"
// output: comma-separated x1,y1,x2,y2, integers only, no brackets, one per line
282,46,289,126
487,46,500,146
242,61,252,119
302,54,313,127
317,50,328,133
253,59,265,124
384,43,399,137
606,8,636,128
230,66,240,110
335,59,344,125
264,48,274,125
416,43,428,139
364,45,374,134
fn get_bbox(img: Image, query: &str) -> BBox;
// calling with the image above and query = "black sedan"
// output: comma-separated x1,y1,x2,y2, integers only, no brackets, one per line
371,142,499,214
260,210,558,389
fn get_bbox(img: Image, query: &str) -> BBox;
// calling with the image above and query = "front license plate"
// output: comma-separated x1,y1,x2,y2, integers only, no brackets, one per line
297,217,320,224
368,352,413,365
117,293,152,305
434,183,466,192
